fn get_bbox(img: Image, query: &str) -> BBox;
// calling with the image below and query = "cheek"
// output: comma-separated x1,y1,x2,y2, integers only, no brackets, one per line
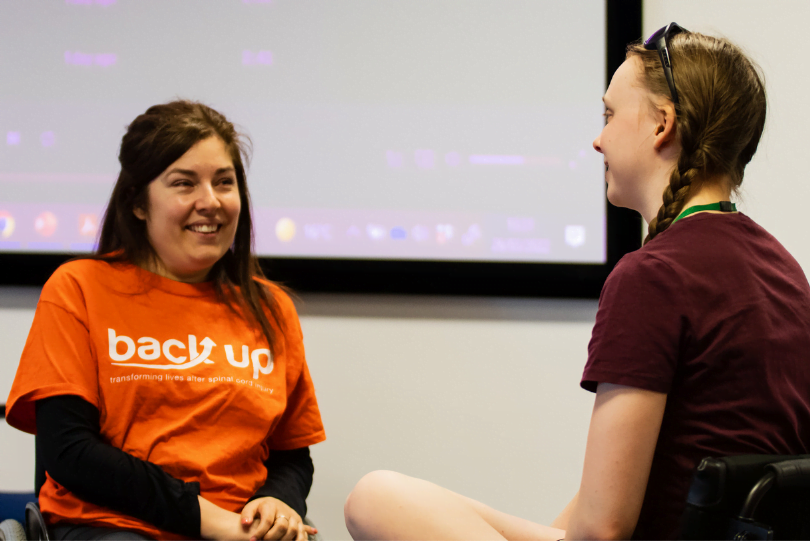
146,202,187,238
225,194,242,221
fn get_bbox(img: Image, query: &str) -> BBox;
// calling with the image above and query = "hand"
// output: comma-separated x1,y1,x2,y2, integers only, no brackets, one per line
240,497,317,541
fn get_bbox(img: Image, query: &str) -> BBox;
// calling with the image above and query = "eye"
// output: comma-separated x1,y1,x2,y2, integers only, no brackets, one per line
172,179,193,187
218,177,236,187
602,112,613,124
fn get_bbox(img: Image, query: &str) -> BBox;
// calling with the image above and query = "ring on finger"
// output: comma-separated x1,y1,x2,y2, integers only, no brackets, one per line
277,514,289,522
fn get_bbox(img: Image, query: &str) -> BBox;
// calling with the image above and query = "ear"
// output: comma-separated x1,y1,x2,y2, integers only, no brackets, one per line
652,102,677,150
133,206,147,221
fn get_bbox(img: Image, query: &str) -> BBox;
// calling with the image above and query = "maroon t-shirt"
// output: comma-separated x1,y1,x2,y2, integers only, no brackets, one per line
582,212,810,540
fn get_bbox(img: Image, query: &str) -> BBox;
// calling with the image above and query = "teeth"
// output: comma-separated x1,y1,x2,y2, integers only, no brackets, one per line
188,224,218,233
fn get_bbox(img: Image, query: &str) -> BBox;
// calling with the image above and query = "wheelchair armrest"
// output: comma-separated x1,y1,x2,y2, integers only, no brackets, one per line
681,454,810,540
766,458,810,489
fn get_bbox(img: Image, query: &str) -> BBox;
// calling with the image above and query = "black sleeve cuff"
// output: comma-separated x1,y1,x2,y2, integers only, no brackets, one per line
249,448,313,519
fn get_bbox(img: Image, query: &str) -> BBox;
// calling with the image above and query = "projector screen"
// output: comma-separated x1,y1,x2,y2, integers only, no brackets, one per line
0,0,607,266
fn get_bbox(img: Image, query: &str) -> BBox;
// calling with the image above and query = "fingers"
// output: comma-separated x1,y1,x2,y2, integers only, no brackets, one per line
262,513,299,540
295,521,307,541
262,513,288,540
281,516,299,540
241,499,260,527
246,500,277,540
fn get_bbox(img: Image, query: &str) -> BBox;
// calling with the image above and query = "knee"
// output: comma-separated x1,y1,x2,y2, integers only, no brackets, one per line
344,470,408,538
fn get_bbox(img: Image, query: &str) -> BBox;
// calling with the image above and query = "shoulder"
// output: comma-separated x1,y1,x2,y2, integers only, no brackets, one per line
593,247,690,344
602,215,741,296
733,214,806,269
659,213,807,285
40,259,113,301
252,277,301,327
48,257,107,280
611,248,674,275
662,212,782,261
253,277,295,308
603,248,683,301
40,258,142,313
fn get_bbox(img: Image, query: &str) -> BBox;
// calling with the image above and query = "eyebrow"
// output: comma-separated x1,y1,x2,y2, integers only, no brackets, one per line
165,166,235,177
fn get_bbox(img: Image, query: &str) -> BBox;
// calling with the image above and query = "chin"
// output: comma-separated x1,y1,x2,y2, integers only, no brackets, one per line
605,184,623,208
185,251,226,271
606,183,639,212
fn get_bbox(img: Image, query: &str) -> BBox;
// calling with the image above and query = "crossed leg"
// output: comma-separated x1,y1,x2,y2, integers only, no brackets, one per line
344,470,565,541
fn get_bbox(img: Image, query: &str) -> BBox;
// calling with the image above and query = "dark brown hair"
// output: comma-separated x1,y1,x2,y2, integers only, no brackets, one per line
628,32,767,243
95,100,285,353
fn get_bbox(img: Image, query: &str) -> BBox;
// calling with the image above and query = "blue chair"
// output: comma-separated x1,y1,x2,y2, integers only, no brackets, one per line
0,403,42,541
0,492,35,526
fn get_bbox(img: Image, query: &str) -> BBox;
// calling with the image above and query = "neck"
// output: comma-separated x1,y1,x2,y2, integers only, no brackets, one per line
138,255,211,284
641,176,734,225
681,183,733,208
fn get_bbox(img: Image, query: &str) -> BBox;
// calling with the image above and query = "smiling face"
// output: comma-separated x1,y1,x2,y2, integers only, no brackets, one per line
133,136,241,283
593,58,676,219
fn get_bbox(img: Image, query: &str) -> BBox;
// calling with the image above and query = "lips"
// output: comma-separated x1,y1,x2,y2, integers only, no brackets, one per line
186,224,221,233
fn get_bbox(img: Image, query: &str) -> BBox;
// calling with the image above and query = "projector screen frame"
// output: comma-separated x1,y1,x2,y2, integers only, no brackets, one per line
0,0,642,297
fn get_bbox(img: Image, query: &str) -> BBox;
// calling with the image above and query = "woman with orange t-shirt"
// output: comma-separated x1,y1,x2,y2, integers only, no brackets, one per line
5,101,325,541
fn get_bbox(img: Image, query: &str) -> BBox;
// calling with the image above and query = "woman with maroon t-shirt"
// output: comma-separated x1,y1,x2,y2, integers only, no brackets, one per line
342,24,810,541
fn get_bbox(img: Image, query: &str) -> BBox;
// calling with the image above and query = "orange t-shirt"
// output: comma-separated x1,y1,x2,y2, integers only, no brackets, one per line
5,259,325,540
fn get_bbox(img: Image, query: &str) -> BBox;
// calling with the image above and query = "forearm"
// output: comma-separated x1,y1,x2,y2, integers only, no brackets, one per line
36,396,201,538
198,495,244,540
249,447,313,518
551,492,577,531
566,501,631,541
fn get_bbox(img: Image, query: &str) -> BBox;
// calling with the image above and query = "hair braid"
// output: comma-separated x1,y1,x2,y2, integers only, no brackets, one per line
645,144,705,243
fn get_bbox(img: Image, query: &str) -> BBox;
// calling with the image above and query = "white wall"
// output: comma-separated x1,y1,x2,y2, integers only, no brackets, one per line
4,2,810,539
0,288,37,494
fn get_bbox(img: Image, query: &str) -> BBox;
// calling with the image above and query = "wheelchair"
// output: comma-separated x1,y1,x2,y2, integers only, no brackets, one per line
680,454,810,540
1,405,321,541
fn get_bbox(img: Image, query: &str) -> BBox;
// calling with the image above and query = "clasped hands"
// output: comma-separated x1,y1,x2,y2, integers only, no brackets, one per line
200,495,317,541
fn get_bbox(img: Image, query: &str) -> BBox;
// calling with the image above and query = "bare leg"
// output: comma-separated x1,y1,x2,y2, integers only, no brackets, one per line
344,470,565,541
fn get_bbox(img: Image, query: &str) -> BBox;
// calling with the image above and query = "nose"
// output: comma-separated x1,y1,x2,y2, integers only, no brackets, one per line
593,134,603,154
195,182,221,212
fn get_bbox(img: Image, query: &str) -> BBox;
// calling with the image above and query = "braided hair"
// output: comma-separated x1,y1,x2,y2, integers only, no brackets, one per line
627,32,767,244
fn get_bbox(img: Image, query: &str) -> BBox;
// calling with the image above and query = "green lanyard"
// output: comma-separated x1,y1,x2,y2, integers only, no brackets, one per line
671,201,737,225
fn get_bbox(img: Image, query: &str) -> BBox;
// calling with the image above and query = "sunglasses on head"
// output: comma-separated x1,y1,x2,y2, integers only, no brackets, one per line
644,22,688,106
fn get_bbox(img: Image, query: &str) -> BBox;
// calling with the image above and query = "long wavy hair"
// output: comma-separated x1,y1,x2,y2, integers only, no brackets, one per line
95,100,285,353
628,32,767,244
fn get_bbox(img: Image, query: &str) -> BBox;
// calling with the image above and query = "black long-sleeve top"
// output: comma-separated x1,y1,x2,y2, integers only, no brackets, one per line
36,395,313,539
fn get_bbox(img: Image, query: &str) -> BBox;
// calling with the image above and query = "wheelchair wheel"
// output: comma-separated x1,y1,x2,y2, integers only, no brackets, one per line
0,519,26,541
24,503,49,541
